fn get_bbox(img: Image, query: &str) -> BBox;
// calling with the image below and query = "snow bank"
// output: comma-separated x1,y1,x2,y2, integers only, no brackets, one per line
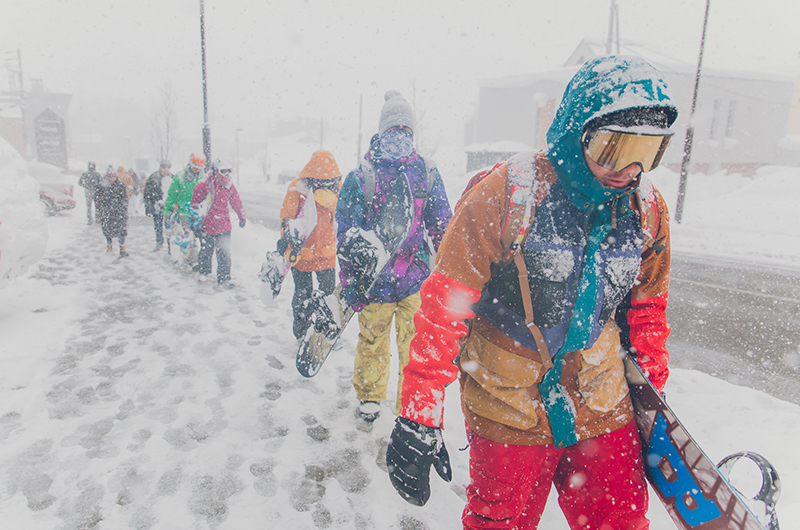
0,137,48,288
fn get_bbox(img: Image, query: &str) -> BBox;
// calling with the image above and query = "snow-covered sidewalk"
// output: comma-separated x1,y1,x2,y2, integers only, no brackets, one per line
0,203,798,529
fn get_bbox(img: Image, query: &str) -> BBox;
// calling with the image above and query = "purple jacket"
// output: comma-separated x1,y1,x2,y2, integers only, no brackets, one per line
336,135,452,303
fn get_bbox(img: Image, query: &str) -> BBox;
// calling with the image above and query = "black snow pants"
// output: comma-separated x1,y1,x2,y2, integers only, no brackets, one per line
198,231,232,282
291,267,335,340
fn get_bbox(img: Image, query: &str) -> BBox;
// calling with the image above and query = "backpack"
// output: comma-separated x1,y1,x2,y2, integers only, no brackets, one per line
359,156,438,208
456,154,665,367
457,155,665,264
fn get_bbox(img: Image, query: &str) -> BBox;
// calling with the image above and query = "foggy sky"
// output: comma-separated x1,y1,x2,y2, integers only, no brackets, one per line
3,0,798,164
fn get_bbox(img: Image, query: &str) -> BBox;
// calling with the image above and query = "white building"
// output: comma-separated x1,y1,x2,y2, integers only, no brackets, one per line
467,39,798,175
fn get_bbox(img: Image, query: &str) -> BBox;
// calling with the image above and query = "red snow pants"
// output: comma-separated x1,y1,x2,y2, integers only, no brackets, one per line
462,421,649,530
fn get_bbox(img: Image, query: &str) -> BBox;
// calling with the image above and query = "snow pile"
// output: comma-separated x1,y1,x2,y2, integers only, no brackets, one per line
0,136,48,288
649,165,800,267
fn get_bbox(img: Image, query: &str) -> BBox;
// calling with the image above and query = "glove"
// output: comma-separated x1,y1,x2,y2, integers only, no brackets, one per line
338,228,379,277
239,218,246,228
276,237,289,255
386,417,451,506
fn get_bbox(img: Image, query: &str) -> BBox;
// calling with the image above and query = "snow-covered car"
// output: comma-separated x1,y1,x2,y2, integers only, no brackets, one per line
27,161,76,215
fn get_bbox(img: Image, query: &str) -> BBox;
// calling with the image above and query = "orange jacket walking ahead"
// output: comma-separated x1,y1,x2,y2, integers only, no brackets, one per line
279,151,341,272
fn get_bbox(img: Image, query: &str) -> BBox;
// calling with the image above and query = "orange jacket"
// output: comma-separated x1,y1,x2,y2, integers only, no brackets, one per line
279,151,341,272
117,167,134,199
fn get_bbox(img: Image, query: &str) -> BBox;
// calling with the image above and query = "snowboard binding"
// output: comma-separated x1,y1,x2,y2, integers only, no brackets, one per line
309,290,341,341
718,451,781,530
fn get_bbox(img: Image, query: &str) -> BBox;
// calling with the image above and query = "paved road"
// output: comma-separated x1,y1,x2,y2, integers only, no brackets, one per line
236,191,800,406
240,191,282,228
668,253,800,405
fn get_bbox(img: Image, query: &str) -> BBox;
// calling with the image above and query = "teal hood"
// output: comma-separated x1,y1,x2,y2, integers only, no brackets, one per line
546,56,678,209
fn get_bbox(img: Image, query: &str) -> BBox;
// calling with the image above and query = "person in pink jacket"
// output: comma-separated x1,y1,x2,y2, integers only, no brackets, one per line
191,158,246,287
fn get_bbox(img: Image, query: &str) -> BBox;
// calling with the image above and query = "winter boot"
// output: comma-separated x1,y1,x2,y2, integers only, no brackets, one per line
119,246,129,258
106,244,113,252
153,242,163,252
356,400,381,423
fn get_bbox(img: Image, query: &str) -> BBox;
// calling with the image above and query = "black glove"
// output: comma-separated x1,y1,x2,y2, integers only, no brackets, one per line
276,237,289,255
239,219,246,228
337,228,378,277
386,417,452,506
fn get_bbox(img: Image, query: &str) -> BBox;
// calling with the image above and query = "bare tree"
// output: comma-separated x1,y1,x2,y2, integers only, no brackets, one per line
408,78,437,158
150,80,177,161
258,146,271,183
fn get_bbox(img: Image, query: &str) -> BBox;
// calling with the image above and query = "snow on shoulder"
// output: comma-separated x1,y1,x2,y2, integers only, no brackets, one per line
0,137,48,288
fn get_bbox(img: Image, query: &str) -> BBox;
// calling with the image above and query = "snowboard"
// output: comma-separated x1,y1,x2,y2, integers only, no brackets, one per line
165,209,198,268
259,192,319,305
295,174,415,378
624,355,781,530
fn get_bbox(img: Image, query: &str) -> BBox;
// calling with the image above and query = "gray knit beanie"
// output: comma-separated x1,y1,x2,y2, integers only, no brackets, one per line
378,90,415,136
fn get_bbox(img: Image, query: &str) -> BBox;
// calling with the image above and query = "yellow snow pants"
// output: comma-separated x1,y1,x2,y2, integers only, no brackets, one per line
353,292,421,412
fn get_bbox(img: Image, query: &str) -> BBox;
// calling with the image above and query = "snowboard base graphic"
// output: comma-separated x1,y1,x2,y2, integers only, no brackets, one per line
295,286,355,377
296,174,414,378
259,189,319,305
624,355,780,530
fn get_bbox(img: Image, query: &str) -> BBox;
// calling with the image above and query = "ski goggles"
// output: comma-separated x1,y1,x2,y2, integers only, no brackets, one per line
307,178,338,189
581,126,674,173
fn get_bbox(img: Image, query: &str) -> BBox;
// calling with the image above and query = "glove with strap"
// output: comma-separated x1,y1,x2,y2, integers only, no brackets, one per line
337,228,379,312
239,218,246,228
386,417,452,506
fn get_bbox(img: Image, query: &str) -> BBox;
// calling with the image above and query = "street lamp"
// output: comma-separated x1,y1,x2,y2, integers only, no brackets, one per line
199,0,211,167
124,136,131,165
675,0,711,224
236,127,243,186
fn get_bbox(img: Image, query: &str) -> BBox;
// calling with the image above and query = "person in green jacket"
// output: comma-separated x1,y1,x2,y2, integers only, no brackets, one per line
165,153,206,267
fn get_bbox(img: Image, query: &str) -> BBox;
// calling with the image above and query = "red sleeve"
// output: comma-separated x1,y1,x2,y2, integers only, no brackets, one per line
191,181,208,208
400,271,482,428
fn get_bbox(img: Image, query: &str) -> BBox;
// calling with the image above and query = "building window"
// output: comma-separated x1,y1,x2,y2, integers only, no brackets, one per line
709,99,722,140
726,101,736,137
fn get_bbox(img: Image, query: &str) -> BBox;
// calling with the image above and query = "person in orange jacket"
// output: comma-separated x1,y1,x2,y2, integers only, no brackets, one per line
278,151,341,340
117,166,135,199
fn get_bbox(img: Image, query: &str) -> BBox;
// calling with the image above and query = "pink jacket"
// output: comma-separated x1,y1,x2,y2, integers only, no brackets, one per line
191,174,246,235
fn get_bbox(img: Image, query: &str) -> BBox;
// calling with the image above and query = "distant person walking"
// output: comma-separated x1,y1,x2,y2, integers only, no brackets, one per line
191,158,246,287
165,153,206,267
278,150,341,340
336,91,452,422
78,161,101,225
117,166,135,199
95,166,129,257
143,160,173,251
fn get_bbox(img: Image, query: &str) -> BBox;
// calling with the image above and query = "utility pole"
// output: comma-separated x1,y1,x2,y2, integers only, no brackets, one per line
675,0,711,224
357,93,363,164
2,48,28,158
124,136,131,165
235,127,243,186
15,49,27,158
606,0,620,55
199,0,211,167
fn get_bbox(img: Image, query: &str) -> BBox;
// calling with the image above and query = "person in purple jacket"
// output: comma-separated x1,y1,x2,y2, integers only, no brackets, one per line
336,91,452,423
191,158,246,288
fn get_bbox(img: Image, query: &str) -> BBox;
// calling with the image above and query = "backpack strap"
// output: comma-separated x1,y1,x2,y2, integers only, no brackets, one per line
631,177,666,254
420,155,437,196
503,153,557,365
499,153,557,263
360,159,377,207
